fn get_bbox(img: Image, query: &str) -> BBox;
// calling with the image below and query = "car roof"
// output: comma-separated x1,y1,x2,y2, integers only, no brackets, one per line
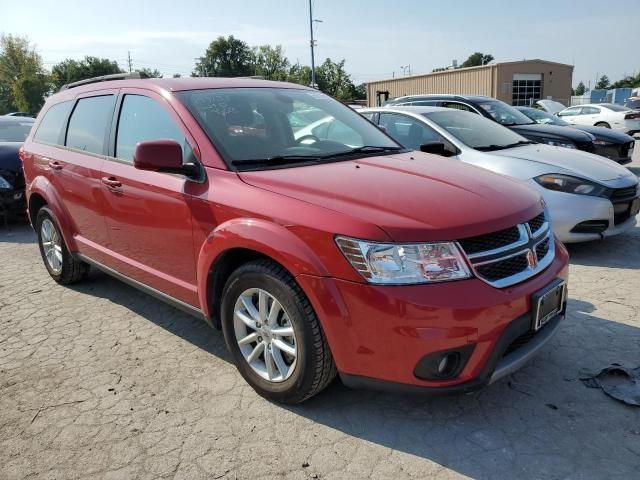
363,106,452,114
0,115,34,125
49,77,313,103
391,94,493,103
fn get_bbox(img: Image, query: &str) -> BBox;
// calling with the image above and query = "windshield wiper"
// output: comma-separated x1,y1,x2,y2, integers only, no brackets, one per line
320,145,403,159
231,155,322,167
475,140,535,152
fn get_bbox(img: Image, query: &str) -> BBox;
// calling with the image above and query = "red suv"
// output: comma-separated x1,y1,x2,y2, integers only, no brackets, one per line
21,74,569,403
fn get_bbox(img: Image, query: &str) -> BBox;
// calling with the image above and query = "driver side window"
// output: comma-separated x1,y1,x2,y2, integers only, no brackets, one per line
379,113,444,151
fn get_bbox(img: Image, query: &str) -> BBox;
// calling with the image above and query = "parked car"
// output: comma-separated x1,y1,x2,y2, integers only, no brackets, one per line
624,97,640,110
556,103,640,135
361,106,640,243
4,112,34,118
386,95,598,153
21,75,570,402
516,106,635,165
0,116,34,220
534,100,566,114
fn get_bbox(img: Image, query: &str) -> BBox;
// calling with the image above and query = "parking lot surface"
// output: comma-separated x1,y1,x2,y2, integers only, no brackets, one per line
1,148,639,480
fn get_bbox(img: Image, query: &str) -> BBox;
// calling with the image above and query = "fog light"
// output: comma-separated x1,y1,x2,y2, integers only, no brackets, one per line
414,345,475,380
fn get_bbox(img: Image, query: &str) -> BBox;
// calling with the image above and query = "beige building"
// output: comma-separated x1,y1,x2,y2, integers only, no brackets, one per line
366,59,573,107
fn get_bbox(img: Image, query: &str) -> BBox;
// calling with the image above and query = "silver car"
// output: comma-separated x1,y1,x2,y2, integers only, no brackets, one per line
361,106,640,243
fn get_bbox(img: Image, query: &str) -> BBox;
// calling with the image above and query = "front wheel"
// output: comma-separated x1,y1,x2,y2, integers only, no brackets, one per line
220,260,336,403
36,207,89,284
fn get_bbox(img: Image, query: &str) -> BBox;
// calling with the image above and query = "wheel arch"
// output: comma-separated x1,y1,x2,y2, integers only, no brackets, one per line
197,218,330,327
27,178,78,251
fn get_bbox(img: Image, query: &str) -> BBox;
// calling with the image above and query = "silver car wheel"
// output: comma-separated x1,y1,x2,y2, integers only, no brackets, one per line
41,218,63,274
233,288,298,383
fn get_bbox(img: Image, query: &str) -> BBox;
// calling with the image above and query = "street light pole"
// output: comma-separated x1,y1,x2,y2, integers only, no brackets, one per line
309,0,319,89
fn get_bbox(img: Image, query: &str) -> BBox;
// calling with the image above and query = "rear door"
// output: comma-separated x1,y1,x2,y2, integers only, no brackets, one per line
99,89,199,305
33,93,115,261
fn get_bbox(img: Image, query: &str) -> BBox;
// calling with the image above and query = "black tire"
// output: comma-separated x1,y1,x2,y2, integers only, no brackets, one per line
36,207,89,284
220,259,336,403
595,122,611,129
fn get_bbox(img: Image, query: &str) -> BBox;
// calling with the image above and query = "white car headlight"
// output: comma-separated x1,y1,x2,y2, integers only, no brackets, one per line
0,175,12,190
542,138,576,149
335,236,472,284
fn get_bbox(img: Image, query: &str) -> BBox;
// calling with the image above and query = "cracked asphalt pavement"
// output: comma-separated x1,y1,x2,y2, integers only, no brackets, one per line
1,149,639,480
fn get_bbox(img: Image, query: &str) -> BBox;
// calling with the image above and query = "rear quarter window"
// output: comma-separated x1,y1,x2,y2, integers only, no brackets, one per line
33,101,73,145
66,95,116,155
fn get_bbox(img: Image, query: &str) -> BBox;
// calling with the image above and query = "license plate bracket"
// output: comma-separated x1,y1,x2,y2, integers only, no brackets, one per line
531,279,566,332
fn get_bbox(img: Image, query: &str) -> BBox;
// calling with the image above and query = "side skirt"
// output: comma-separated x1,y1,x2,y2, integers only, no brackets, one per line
75,253,211,326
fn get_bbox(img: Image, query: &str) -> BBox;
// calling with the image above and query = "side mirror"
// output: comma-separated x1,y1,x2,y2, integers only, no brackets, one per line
133,140,199,177
378,125,388,133
420,141,447,156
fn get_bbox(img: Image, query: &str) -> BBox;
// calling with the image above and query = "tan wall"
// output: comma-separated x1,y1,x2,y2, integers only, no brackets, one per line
365,60,573,106
495,62,574,105
366,65,497,106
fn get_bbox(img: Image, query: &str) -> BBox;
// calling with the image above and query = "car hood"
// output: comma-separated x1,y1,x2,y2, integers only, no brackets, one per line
238,151,543,242
535,100,566,114
0,142,23,171
510,123,595,142
489,144,637,183
570,125,635,143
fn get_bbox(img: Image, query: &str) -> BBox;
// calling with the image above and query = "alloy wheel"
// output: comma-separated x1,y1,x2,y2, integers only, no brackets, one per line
40,218,63,274
233,288,298,382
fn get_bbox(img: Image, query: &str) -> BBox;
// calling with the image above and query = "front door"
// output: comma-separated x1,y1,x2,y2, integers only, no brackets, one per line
100,90,200,306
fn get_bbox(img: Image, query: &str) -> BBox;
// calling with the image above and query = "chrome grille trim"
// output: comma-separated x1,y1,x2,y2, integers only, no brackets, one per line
458,210,554,288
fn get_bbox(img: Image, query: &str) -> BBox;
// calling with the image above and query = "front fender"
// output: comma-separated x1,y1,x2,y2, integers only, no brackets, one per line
27,176,78,251
196,218,330,319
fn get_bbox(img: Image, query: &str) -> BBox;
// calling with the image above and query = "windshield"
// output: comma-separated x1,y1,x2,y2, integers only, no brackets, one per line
519,108,570,126
602,103,630,112
0,121,33,142
177,87,400,170
479,100,535,126
424,110,529,150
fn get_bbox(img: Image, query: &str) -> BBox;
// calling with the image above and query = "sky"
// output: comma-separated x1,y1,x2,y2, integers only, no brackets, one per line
2,0,639,87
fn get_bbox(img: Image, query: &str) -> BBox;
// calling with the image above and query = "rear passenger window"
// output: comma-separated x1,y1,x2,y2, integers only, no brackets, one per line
115,95,186,162
34,101,73,145
66,96,116,155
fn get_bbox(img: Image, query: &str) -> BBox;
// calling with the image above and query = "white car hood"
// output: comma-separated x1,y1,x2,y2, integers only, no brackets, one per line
489,144,636,183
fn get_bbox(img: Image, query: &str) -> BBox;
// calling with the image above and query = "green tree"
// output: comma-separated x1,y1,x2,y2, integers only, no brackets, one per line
136,67,162,78
354,83,367,100
51,56,123,90
287,64,312,86
595,74,610,90
611,73,640,89
252,45,289,80
194,35,253,77
0,34,50,115
316,58,358,101
172,73,182,78
574,81,587,96
460,52,494,68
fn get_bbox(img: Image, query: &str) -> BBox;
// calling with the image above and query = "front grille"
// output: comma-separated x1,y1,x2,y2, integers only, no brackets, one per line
458,210,554,288
610,185,638,202
503,331,538,356
535,237,550,259
575,141,596,153
475,254,528,281
458,226,521,255
571,220,609,234
527,213,546,235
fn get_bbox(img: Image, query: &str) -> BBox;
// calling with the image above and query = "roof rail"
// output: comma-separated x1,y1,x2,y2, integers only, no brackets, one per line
59,72,150,91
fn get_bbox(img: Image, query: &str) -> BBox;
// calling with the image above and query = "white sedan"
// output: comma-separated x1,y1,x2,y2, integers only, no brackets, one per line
556,103,640,135
360,106,640,243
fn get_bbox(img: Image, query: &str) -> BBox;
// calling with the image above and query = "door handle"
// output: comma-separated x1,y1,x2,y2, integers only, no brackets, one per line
48,160,63,170
101,176,122,189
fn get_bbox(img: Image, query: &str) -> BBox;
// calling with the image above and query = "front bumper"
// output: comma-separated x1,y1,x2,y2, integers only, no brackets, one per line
593,142,634,165
531,182,638,243
296,241,569,390
0,188,26,217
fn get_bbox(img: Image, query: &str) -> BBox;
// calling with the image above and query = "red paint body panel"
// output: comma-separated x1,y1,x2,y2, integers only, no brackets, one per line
22,77,571,391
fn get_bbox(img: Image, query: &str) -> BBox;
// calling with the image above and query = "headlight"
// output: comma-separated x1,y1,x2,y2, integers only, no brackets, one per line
0,175,12,190
534,174,608,196
541,138,576,149
335,237,471,284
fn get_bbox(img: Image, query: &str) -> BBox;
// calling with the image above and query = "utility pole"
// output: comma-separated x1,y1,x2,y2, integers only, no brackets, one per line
309,0,322,89
127,51,132,73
